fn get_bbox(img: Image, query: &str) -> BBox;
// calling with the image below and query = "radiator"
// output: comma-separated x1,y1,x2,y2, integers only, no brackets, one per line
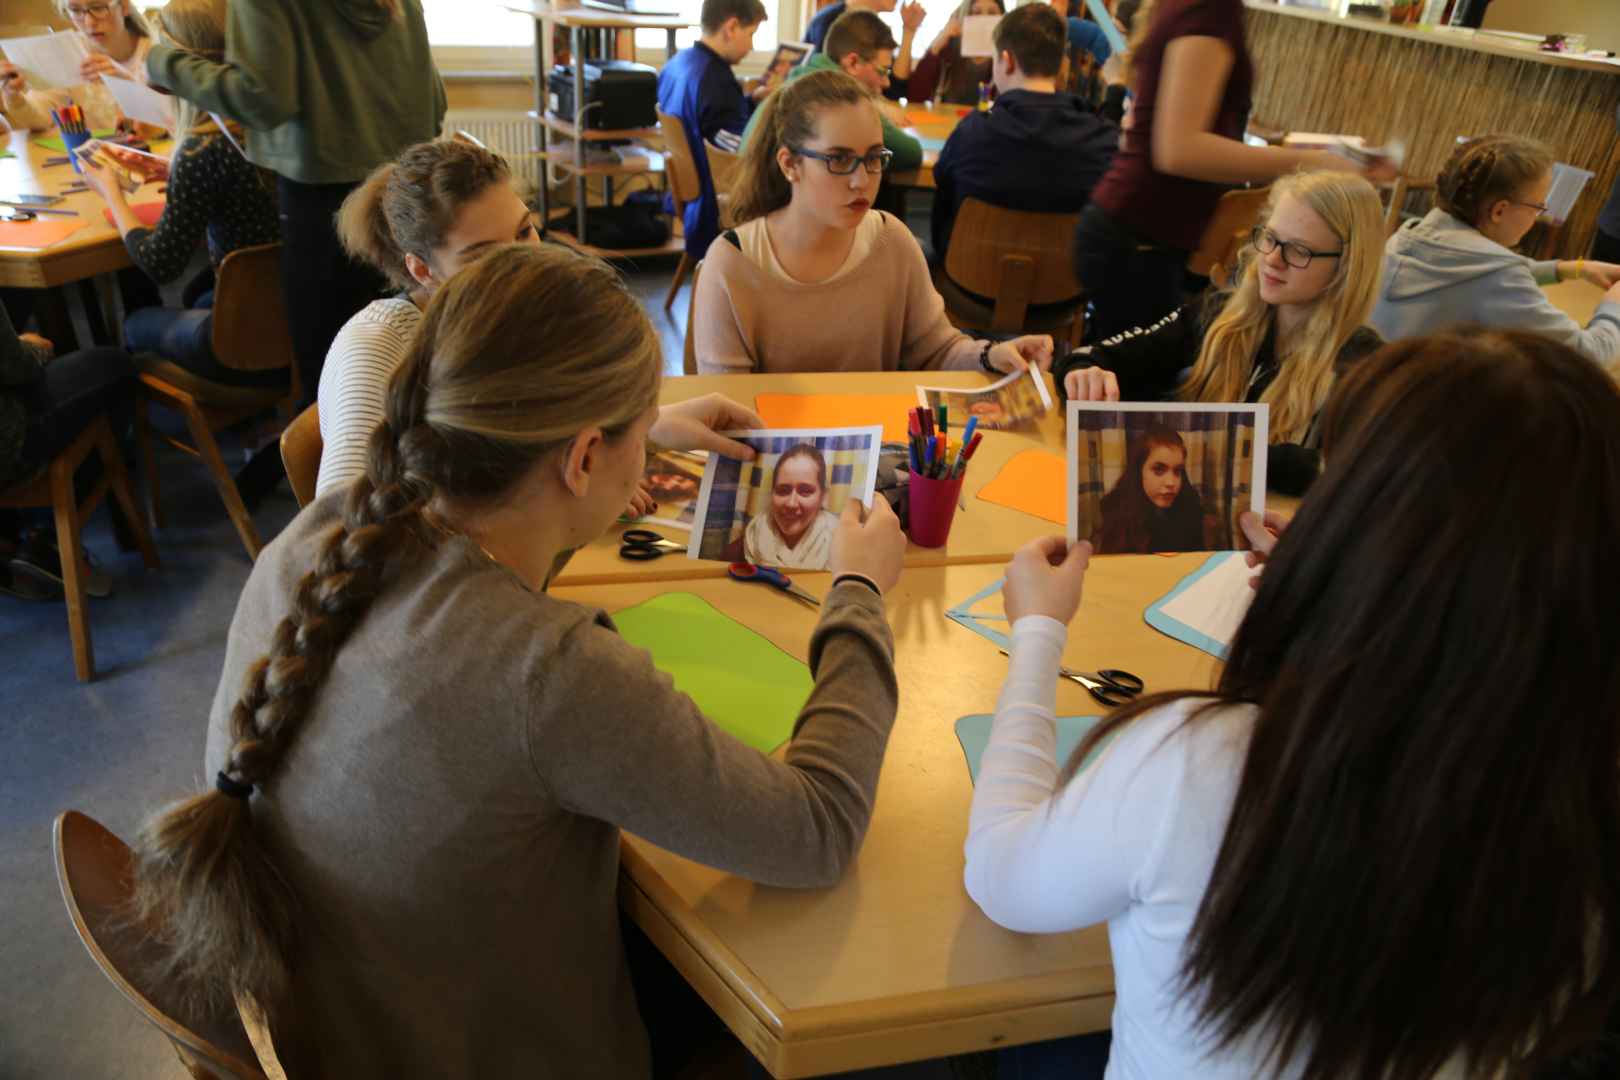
441,109,542,188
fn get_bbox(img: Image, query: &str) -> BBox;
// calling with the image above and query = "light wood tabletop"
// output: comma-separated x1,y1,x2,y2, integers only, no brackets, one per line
890,102,966,190
0,127,144,289
552,555,1223,1075
551,370,1072,588
1543,278,1607,328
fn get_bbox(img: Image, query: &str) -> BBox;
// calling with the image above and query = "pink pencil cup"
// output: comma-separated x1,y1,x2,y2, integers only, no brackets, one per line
907,470,965,548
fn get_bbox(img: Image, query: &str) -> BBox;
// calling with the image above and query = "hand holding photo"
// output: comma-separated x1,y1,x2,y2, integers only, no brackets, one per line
73,138,168,192
634,449,707,530
763,41,811,90
916,367,1053,432
688,427,883,571
1067,402,1267,554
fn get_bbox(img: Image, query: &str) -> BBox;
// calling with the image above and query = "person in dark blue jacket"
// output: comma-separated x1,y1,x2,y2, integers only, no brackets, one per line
657,0,769,261
930,2,1115,262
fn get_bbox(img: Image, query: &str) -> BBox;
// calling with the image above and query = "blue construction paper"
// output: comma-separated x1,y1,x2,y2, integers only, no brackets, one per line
954,713,1108,783
1084,0,1128,55
944,576,1010,650
1143,552,1242,660
917,135,948,152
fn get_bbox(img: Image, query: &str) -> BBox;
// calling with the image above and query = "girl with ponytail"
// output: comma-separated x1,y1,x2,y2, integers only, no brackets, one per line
318,137,535,499
132,242,908,1077
1371,134,1620,364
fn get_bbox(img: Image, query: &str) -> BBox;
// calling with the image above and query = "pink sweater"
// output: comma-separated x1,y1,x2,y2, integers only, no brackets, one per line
694,211,986,374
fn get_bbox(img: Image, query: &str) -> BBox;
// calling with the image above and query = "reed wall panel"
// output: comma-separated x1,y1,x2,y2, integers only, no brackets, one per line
1245,7,1620,257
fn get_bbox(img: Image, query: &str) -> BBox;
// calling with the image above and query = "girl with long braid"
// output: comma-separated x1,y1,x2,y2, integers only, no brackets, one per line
131,243,907,1076
1371,135,1620,364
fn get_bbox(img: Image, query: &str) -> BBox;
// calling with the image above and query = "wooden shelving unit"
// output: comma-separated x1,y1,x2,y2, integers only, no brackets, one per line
507,3,694,255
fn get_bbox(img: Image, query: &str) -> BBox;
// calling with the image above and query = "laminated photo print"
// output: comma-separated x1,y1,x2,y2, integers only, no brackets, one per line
688,427,882,571
634,449,707,530
915,367,1053,432
1067,402,1268,554
74,138,168,193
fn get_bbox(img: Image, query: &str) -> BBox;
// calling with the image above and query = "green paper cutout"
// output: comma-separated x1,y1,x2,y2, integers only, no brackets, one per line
614,592,813,754
0,150,15,160
34,129,116,152
954,713,1112,784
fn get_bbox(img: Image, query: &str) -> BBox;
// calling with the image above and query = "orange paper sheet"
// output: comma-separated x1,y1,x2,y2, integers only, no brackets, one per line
755,393,917,443
0,217,89,249
103,200,165,228
976,449,1066,524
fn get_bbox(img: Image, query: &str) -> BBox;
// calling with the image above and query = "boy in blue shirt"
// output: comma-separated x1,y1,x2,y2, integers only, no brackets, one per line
931,2,1115,262
657,0,770,260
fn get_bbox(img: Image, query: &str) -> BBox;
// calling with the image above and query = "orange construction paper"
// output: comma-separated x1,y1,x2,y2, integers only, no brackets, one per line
755,393,917,443
0,217,90,249
103,200,165,228
976,449,1066,524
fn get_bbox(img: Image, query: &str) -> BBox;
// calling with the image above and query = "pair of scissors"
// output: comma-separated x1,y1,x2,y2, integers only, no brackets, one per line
998,650,1144,706
618,528,684,560
727,562,820,609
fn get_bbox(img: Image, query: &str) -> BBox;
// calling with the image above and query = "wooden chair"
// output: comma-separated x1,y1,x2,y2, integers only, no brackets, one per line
1382,174,1437,237
682,260,703,375
937,198,1086,344
1187,186,1272,287
703,139,741,231
279,403,321,509
657,108,704,311
134,243,295,561
0,417,160,682
53,810,283,1079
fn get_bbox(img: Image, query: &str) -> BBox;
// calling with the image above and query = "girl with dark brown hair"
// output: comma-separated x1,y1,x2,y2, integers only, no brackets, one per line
130,243,908,1076
970,330,1620,1078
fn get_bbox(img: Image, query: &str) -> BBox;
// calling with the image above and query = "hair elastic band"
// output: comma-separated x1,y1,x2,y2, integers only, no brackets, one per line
215,771,254,800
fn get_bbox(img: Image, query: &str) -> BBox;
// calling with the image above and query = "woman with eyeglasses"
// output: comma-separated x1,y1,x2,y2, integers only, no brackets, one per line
1370,135,1620,365
695,69,1053,376
1058,171,1385,496
0,0,167,136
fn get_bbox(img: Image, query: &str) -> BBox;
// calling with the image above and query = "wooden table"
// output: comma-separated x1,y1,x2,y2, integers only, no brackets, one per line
1544,277,1606,327
553,555,1222,1076
889,102,969,190
0,128,132,288
551,370,1070,587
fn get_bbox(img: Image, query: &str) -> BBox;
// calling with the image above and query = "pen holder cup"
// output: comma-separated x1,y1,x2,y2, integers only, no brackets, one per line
59,130,92,174
906,470,965,549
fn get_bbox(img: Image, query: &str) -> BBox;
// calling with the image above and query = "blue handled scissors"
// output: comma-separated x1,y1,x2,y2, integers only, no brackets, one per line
618,528,685,561
727,562,820,609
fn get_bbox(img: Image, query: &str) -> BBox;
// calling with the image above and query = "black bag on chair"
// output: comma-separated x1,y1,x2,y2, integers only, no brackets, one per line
548,192,669,251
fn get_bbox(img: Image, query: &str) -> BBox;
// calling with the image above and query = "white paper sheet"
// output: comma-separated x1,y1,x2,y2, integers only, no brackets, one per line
1154,552,1254,655
960,15,1000,59
1546,162,1594,224
101,75,172,129
0,32,88,92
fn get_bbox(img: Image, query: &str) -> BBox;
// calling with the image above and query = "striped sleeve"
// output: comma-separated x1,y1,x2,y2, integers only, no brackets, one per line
315,306,418,500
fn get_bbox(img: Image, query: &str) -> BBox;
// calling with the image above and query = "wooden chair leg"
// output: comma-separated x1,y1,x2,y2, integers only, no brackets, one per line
96,423,161,571
49,452,94,682
178,400,261,561
663,253,693,312
135,395,163,530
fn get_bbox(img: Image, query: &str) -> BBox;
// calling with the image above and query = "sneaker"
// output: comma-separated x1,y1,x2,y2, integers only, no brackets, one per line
0,564,60,602
10,529,112,598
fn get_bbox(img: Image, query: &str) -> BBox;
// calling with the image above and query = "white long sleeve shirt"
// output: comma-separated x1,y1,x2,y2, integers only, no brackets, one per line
965,615,1266,1079
315,297,421,501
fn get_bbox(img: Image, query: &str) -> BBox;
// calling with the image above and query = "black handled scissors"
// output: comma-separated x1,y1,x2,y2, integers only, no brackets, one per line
999,650,1144,707
618,528,685,561
1061,666,1144,707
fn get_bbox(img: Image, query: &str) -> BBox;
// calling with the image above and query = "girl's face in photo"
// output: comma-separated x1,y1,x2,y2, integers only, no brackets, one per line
783,103,884,231
770,455,826,543
1256,193,1342,310
1141,443,1186,509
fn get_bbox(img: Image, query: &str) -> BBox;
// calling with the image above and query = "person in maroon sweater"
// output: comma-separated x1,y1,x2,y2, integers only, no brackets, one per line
1075,0,1382,343
908,0,1003,105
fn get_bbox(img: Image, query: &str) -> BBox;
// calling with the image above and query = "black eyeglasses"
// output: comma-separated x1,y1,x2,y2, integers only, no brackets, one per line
1512,199,1551,214
1250,227,1342,269
792,146,895,176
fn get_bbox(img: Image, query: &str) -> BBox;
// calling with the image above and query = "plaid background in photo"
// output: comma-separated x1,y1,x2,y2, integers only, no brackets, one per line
1073,410,1259,548
697,432,879,560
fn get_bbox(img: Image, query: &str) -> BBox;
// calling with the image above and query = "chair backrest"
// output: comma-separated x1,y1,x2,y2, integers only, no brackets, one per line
210,243,294,374
53,810,270,1080
704,140,741,216
944,198,1083,332
682,260,702,375
279,403,321,508
656,109,703,209
1187,186,1271,286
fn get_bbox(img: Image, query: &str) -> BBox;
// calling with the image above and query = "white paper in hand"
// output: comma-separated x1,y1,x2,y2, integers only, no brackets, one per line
102,75,172,129
0,33,89,92
961,15,1000,58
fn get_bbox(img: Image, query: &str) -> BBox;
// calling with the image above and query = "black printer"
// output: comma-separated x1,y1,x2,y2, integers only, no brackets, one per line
548,60,658,132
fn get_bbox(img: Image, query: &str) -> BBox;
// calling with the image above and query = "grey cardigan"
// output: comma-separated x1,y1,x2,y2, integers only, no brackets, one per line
205,494,899,1077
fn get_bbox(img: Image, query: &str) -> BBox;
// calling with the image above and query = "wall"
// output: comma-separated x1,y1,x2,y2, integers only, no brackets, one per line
1482,0,1620,52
